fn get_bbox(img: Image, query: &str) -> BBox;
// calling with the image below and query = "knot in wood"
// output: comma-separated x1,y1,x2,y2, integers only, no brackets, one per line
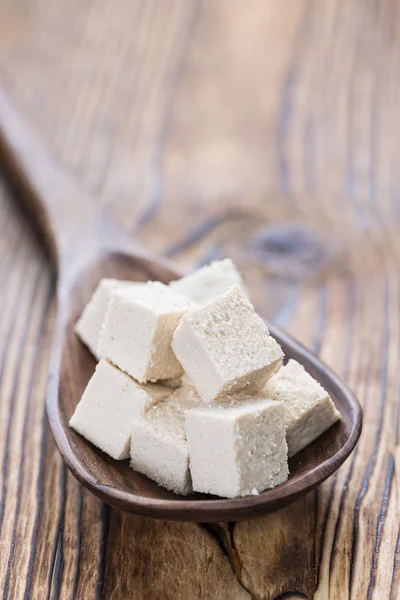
249,222,329,279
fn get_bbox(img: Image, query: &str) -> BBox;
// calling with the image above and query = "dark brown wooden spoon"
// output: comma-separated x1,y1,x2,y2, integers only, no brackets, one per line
0,88,362,522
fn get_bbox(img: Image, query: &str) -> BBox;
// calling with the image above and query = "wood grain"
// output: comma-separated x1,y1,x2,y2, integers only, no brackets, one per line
0,0,400,597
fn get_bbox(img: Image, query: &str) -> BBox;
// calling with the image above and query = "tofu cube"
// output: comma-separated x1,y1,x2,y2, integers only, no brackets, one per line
130,380,204,495
169,258,249,304
75,278,140,359
130,400,192,495
185,396,288,498
98,282,195,383
264,359,341,457
171,285,284,402
69,359,171,460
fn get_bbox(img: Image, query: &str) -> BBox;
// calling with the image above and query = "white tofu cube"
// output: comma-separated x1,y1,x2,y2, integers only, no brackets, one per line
185,395,288,498
69,359,171,460
130,381,204,495
171,285,283,402
75,278,140,359
263,359,341,457
130,401,192,495
98,282,195,383
169,259,249,304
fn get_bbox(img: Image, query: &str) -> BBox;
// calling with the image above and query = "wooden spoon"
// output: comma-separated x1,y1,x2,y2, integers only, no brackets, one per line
0,89,362,522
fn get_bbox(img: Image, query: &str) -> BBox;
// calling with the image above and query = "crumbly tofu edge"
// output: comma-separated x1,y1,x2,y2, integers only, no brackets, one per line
264,358,341,456
286,396,341,456
130,401,192,495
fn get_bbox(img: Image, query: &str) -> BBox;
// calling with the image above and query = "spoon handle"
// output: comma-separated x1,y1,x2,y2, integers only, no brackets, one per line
0,87,99,269
0,87,184,292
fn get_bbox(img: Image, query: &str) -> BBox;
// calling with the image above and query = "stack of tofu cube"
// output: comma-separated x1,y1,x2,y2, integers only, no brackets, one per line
71,259,341,498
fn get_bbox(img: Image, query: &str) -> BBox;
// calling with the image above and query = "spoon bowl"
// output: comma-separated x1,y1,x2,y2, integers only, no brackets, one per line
49,250,362,522
0,88,362,522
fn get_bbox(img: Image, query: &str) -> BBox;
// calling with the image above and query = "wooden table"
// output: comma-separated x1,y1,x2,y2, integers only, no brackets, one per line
0,1,399,598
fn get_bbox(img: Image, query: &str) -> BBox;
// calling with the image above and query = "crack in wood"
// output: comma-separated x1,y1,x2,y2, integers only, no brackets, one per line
201,523,254,598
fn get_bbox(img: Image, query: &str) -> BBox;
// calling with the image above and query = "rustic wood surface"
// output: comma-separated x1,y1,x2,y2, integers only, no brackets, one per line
0,0,399,598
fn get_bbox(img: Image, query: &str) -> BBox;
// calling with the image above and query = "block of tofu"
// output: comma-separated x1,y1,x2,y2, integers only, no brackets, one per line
185,395,288,498
69,359,171,460
75,278,140,359
264,359,341,457
172,285,284,402
130,381,204,494
130,400,192,495
98,282,195,383
169,258,249,304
